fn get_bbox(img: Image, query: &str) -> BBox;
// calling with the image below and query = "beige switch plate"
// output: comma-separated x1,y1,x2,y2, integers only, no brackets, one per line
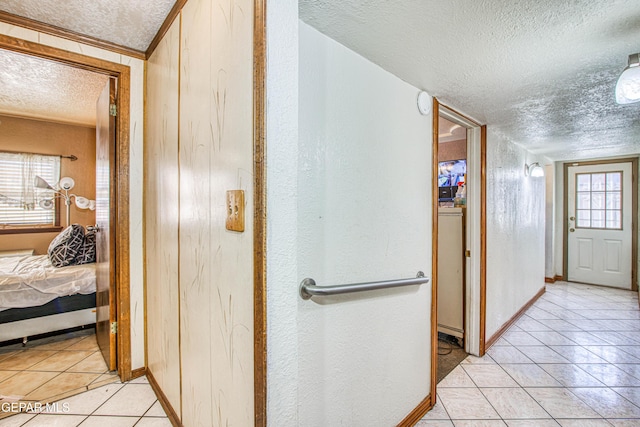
226,190,245,232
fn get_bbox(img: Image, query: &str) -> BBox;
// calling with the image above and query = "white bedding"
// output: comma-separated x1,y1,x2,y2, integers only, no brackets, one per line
0,255,96,311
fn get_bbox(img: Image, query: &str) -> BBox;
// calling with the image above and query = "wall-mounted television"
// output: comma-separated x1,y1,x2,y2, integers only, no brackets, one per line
438,159,467,187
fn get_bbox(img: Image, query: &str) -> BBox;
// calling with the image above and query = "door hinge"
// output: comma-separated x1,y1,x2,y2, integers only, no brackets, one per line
110,322,117,334
109,103,117,117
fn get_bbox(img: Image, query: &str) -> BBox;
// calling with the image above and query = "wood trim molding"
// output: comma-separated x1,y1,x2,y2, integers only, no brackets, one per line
142,58,149,376
115,66,132,383
0,226,63,235
0,34,130,75
0,33,133,383
147,369,183,427
145,0,188,58
485,286,546,350
0,11,145,60
563,163,569,280
397,394,433,427
430,97,440,407
131,367,147,379
545,277,556,284
479,125,487,356
632,158,638,292
436,100,482,127
253,0,268,425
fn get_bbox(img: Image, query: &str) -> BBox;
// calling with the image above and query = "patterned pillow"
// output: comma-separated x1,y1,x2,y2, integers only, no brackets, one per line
75,231,96,265
48,224,85,268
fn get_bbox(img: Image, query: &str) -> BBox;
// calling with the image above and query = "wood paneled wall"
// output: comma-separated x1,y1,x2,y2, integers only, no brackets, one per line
145,0,255,424
145,17,181,416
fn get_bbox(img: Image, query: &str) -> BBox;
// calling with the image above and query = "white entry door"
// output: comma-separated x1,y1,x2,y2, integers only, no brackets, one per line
567,162,633,288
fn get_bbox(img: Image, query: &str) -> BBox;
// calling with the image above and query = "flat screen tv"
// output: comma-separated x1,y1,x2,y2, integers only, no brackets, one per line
438,159,466,187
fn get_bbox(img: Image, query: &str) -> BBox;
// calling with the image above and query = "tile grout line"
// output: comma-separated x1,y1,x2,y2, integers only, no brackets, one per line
523,293,640,421
428,282,640,424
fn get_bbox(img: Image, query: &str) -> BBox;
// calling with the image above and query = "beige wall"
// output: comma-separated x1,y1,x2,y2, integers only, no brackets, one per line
0,114,96,254
145,0,255,424
439,138,466,162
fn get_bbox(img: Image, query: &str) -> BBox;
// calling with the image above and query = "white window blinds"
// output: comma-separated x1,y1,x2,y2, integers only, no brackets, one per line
0,153,61,226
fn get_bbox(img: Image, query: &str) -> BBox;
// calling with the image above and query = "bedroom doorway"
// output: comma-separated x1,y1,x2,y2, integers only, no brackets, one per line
0,33,132,392
431,99,487,405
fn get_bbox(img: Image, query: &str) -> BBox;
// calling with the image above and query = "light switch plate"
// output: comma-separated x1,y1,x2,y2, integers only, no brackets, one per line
226,190,245,232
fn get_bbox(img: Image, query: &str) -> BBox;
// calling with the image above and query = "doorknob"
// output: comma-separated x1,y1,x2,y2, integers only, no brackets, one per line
87,225,100,233
569,228,575,232
569,216,575,221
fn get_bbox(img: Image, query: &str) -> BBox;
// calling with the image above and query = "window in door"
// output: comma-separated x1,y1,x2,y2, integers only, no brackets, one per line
575,171,622,230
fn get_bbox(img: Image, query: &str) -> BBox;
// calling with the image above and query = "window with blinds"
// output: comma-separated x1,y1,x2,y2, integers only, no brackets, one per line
0,152,61,227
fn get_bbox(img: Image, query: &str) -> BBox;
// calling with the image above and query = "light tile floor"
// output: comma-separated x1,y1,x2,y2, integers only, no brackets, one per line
0,331,170,426
0,329,119,412
0,376,170,426
419,281,640,426
7,281,638,426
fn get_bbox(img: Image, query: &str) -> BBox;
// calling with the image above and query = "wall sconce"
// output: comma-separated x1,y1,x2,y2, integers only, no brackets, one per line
524,162,545,178
34,175,95,225
616,53,640,104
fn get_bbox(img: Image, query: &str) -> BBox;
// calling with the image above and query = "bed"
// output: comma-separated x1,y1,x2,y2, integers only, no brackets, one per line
0,254,96,344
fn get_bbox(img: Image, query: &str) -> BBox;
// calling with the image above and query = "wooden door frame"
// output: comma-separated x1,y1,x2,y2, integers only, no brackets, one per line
562,157,638,291
431,99,487,406
0,34,133,381
253,0,267,425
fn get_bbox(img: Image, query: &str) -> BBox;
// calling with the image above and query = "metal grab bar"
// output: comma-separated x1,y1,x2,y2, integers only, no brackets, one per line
299,271,429,300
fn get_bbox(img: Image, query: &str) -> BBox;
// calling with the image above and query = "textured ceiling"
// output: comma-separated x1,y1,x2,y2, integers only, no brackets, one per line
300,0,640,161
0,49,108,126
438,116,466,143
0,0,177,52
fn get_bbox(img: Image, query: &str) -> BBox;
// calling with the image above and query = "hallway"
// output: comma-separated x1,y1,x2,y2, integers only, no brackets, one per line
420,281,640,426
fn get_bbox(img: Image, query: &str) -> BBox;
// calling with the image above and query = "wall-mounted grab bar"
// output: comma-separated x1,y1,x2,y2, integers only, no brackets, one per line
299,271,429,300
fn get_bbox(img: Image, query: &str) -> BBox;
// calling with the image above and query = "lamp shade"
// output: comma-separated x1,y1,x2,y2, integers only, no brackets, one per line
58,177,75,191
530,164,545,177
74,196,91,209
39,199,54,209
34,176,54,190
525,162,545,177
616,53,640,104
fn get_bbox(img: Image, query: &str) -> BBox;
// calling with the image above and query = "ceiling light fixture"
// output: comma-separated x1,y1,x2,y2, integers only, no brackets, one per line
524,162,545,178
616,53,640,104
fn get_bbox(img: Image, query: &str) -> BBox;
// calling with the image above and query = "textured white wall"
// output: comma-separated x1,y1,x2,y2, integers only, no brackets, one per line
0,22,145,370
554,161,565,278
295,21,431,426
486,130,546,338
545,164,555,278
265,0,301,425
